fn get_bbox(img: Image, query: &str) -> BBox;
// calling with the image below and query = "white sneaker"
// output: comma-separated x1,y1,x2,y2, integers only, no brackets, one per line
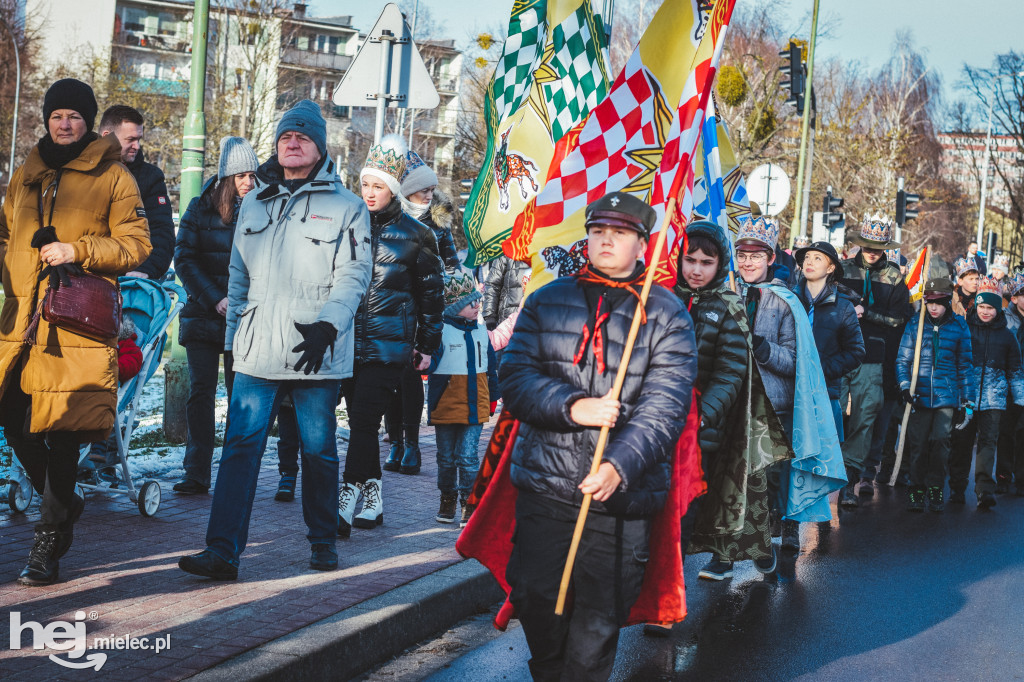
353,478,383,529
338,482,362,539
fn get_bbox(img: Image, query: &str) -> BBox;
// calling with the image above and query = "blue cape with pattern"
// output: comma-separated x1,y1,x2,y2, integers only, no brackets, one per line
756,283,848,522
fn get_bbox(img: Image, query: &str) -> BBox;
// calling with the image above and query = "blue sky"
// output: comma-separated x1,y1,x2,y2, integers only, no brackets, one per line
312,0,1023,106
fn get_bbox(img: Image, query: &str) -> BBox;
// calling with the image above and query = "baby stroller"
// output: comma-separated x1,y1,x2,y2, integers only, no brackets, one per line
0,429,34,513
76,276,185,517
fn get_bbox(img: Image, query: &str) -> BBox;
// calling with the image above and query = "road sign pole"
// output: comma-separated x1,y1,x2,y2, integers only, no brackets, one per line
374,31,396,144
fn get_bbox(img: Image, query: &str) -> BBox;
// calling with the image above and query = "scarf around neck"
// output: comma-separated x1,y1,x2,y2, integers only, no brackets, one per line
572,262,647,374
37,131,98,170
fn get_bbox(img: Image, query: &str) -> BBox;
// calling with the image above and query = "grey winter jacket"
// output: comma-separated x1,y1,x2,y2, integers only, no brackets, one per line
225,155,372,380
743,269,797,415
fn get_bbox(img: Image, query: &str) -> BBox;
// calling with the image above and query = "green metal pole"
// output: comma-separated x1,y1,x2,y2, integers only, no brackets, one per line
164,0,210,442
793,0,820,238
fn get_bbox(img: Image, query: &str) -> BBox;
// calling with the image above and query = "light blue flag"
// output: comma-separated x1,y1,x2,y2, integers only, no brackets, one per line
700,97,735,271
754,284,848,522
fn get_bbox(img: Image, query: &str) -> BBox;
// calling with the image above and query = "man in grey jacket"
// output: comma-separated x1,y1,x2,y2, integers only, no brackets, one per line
179,100,372,579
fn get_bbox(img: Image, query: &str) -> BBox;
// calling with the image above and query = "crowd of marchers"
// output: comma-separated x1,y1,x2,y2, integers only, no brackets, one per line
2,80,1022,680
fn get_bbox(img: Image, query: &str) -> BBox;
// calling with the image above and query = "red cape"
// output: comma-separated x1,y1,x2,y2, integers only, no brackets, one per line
457,398,703,629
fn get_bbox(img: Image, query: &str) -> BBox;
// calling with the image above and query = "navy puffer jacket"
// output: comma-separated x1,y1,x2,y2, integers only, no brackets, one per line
965,308,1024,411
795,281,865,399
896,308,975,409
355,197,445,365
500,269,697,517
175,176,235,346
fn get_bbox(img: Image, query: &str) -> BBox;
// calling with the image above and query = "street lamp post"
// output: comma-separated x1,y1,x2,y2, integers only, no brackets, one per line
0,16,21,180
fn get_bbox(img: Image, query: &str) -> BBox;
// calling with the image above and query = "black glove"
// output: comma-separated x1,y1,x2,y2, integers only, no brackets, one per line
901,389,915,406
752,334,766,351
30,225,58,248
38,262,84,289
291,321,337,375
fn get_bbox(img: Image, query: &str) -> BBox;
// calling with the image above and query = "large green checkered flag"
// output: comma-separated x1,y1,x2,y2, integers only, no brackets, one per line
463,0,610,266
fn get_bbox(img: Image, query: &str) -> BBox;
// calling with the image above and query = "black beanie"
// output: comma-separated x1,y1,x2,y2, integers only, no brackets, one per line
43,79,98,132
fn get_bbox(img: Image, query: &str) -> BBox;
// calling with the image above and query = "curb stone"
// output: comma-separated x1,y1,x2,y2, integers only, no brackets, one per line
185,560,503,681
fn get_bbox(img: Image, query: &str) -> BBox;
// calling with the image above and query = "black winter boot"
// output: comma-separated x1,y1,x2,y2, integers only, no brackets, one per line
18,530,61,586
400,423,421,475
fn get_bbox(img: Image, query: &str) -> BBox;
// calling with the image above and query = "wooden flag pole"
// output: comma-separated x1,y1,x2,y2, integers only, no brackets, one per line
554,197,678,616
889,247,930,486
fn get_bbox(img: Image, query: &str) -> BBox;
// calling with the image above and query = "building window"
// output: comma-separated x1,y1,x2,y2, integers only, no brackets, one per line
316,35,327,52
329,35,340,53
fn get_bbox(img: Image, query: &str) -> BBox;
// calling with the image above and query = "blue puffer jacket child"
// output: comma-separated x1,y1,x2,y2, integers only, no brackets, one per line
896,307,976,409
964,307,1024,411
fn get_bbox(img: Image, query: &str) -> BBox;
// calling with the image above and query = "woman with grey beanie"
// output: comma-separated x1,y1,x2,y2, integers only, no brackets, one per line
172,136,258,495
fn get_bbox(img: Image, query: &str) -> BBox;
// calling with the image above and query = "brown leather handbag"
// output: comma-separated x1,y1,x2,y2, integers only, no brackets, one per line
41,271,122,340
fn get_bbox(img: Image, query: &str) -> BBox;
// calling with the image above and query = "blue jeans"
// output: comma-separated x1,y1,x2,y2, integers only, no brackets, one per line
205,373,340,565
434,423,484,501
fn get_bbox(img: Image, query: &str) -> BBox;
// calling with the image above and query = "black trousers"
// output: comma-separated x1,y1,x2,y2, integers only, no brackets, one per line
276,400,300,476
996,404,1024,484
506,492,649,682
906,407,954,489
950,409,1001,496
0,365,80,530
383,366,424,444
341,362,404,484
181,342,234,487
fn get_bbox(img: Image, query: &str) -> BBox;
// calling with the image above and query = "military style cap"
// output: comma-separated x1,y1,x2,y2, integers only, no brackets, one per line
585,191,657,239
923,277,954,300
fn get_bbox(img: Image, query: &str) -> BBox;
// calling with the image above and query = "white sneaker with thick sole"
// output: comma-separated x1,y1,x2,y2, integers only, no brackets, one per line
353,478,384,529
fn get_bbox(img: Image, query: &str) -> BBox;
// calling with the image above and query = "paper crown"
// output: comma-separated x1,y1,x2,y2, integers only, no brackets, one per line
991,254,1010,274
736,215,779,251
977,275,1002,297
363,134,408,181
886,247,901,262
1007,272,1024,297
853,214,898,247
792,235,811,249
954,256,979,279
443,268,479,308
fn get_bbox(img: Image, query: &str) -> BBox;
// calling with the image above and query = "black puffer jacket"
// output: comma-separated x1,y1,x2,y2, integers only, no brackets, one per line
355,197,444,365
127,151,175,279
840,253,912,398
501,267,697,517
175,176,236,346
483,253,531,330
795,281,866,399
416,190,460,272
672,221,749,454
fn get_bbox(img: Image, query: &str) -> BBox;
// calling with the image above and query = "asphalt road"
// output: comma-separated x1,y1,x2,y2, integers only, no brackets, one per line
408,484,1024,681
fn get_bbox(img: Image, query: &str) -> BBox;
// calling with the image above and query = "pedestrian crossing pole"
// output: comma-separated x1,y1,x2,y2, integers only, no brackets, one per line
164,0,210,441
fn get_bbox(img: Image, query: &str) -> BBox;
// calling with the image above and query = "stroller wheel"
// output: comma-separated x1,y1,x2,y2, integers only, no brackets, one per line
138,480,161,517
7,480,33,513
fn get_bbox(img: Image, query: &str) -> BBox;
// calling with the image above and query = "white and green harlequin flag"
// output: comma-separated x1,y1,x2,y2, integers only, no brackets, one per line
463,0,610,266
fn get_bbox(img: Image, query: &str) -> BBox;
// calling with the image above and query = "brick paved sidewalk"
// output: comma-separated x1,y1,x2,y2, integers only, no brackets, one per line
0,422,494,681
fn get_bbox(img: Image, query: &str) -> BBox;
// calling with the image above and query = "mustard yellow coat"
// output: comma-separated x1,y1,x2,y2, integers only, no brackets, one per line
0,135,151,439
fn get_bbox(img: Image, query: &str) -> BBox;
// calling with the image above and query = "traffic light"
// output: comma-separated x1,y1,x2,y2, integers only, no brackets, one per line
459,178,474,202
779,41,805,114
896,188,920,225
822,186,844,231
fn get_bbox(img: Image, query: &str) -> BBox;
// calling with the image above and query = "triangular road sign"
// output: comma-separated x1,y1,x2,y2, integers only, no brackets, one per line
333,3,440,110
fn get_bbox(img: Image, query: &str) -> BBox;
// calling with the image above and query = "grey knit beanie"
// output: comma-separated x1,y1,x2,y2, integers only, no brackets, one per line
218,136,258,179
275,99,327,155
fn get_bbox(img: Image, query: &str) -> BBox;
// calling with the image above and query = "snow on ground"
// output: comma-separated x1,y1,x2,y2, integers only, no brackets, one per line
2,362,356,510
